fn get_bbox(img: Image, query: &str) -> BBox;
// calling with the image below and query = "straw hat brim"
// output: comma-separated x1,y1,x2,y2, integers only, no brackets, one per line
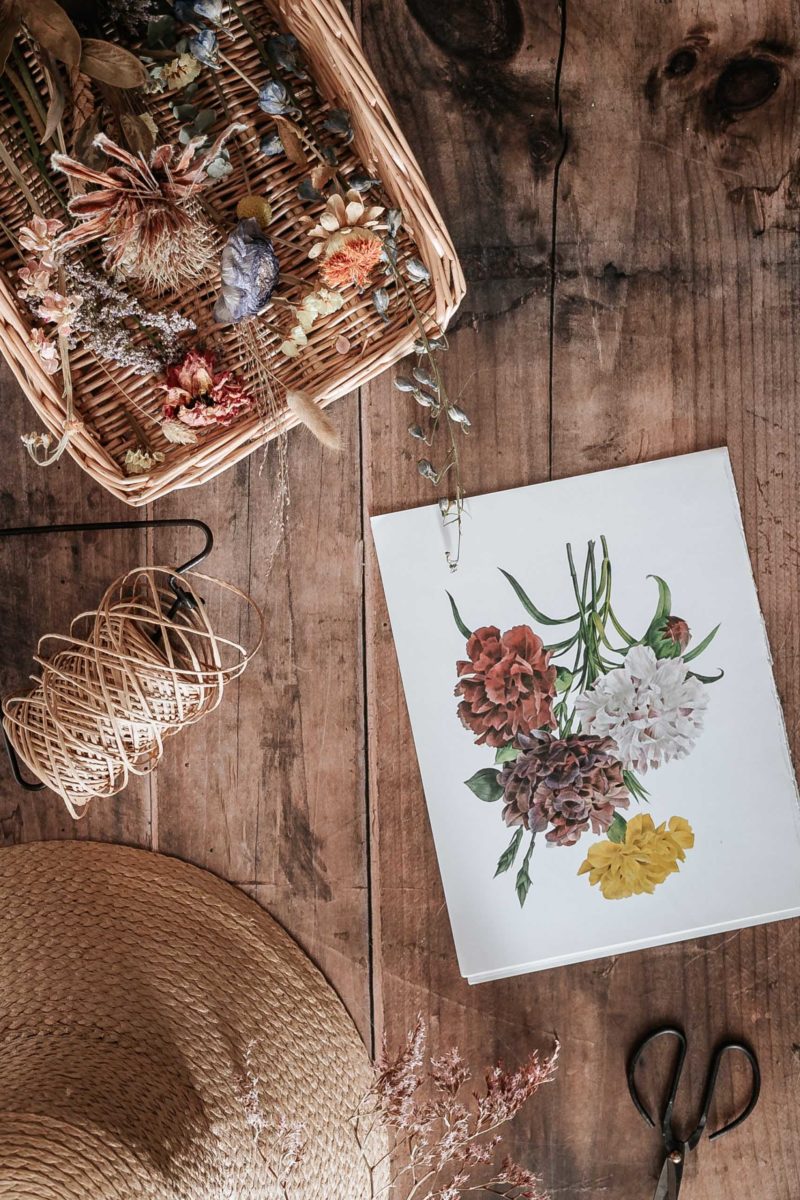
0,841,380,1199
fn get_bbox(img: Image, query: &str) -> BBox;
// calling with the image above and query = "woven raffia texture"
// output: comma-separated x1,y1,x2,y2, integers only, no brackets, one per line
2,568,263,818
0,0,465,504
0,840,382,1199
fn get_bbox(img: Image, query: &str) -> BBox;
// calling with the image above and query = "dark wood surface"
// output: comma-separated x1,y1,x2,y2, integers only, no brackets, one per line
2,1,799,1195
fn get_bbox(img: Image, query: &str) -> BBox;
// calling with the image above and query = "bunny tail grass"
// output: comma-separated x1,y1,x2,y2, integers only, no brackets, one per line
285,389,340,450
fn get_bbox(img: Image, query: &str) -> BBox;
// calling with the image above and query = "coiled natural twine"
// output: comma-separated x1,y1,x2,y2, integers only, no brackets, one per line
2,567,263,818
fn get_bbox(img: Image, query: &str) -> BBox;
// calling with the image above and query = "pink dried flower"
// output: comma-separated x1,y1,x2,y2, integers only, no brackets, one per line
160,349,254,431
431,1048,471,1095
17,263,54,300
19,216,64,268
36,291,83,336
26,327,60,375
496,1156,549,1200
478,1043,560,1129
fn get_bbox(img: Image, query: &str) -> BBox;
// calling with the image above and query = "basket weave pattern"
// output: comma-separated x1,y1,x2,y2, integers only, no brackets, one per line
0,0,465,504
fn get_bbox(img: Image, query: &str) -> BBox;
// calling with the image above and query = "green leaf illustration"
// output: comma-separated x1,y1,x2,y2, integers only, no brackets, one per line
515,834,536,907
464,767,503,803
494,745,519,764
622,769,650,803
555,666,573,693
683,623,720,663
495,827,523,876
516,858,533,906
644,574,672,636
446,591,472,640
688,668,724,684
498,568,579,626
607,813,628,844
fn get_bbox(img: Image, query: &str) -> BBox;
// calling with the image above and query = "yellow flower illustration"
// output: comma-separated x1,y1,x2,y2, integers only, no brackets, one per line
578,814,694,900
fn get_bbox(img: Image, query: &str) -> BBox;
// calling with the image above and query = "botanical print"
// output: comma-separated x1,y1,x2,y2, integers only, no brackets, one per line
449,537,722,905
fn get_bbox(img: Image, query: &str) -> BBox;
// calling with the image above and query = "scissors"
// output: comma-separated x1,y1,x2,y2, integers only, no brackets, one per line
627,1026,761,1199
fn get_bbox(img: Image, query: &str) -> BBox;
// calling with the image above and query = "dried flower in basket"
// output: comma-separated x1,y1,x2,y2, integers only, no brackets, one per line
213,218,280,325
51,129,245,294
307,190,385,290
160,349,254,436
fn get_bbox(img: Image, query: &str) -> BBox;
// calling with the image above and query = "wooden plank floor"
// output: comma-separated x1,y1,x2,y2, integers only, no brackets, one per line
1,1,799,1195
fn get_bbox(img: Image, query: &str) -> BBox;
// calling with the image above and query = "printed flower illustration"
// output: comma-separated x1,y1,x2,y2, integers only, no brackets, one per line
578,813,694,899
161,349,254,431
455,625,556,748
575,644,708,774
499,732,630,847
449,536,721,907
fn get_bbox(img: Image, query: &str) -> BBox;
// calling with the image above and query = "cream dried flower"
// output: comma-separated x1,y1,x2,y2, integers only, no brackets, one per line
161,417,199,445
307,190,384,260
575,643,708,774
18,216,64,268
37,291,83,337
17,264,54,300
26,327,60,375
123,448,165,475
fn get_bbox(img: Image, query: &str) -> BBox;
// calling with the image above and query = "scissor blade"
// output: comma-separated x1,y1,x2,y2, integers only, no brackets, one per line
652,1157,676,1200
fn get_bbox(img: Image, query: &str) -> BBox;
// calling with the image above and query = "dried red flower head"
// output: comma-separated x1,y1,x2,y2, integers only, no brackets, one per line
161,349,254,430
455,625,556,748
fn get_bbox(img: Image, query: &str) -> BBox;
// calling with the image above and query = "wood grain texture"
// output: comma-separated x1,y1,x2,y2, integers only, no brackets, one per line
1,0,800,1196
361,1,800,1197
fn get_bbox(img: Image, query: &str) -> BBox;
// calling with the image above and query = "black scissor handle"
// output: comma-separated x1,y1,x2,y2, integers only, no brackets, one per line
628,1026,761,1151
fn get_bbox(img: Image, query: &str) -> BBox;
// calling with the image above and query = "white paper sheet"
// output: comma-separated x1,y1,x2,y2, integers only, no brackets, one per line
371,449,800,981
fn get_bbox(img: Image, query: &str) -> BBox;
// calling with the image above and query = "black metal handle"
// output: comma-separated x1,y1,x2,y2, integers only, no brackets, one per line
0,518,215,791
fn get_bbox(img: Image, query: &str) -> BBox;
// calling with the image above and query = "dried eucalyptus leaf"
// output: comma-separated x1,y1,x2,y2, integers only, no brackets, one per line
25,0,81,72
386,208,402,238
393,375,416,392
80,38,148,88
310,162,336,190
406,256,431,284
205,154,232,179
297,178,322,202
408,424,425,440
274,115,306,166
322,107,352,141
418,459,438,481
412,365,437,390
348,171,381,193
414,391,435,409
447,405,471,427
414,335,446,353
372,287,389,321
194,107,217,132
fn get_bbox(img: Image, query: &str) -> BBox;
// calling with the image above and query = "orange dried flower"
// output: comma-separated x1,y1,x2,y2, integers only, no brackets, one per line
319,232,383,290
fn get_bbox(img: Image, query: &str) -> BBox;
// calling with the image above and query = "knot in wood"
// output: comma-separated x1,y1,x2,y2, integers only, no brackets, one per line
713,56,780,113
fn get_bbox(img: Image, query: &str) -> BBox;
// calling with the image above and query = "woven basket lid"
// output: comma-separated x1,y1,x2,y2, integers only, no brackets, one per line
0,841,378,1199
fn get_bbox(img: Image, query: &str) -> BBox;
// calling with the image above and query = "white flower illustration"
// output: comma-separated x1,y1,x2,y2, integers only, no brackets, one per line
574,644,708,774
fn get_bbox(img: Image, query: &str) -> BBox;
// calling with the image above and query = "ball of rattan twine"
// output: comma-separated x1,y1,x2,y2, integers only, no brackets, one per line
2,567,263,818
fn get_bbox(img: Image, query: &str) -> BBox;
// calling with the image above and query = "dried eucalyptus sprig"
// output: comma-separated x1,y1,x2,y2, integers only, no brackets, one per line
380,210,470,570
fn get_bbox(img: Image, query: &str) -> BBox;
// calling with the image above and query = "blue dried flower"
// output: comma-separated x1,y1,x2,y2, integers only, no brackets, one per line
258,80,290,115
188,27,218,66
213,218,280,325
175,0,223,23
259,132,283,157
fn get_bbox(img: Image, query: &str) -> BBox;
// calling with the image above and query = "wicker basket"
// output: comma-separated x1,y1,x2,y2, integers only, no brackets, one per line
0,1,465,504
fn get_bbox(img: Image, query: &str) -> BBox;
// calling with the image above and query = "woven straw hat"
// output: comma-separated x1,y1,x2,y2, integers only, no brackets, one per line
0,841,379,1199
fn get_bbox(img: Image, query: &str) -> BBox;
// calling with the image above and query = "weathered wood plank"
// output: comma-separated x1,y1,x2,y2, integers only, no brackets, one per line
0,362,371,1038
363,1,800,1197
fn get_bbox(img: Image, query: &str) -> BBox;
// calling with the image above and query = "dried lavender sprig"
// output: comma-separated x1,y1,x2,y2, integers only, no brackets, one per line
64,263,195,375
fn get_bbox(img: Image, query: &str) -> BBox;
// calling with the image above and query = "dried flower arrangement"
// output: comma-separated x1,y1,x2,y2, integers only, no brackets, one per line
243,1018,559,1200
449,538,722,903
0,0,465,538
